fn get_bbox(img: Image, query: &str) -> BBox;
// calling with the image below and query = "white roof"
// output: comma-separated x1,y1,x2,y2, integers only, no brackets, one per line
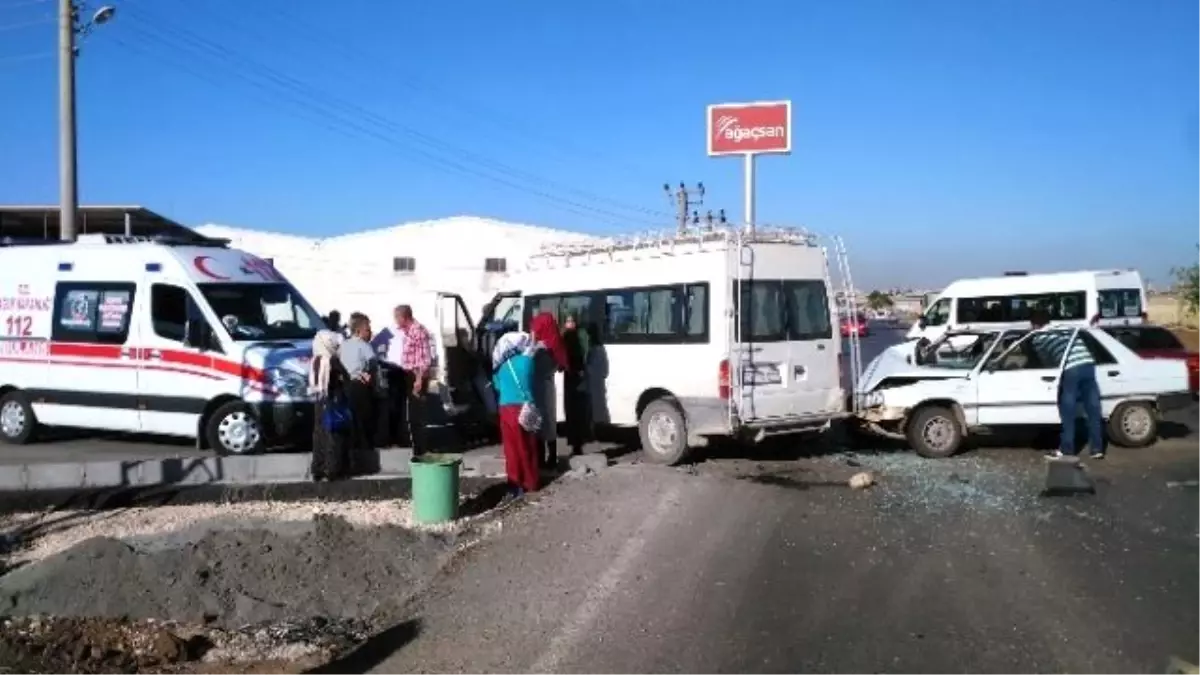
194,216,599,254
943,269,1142,295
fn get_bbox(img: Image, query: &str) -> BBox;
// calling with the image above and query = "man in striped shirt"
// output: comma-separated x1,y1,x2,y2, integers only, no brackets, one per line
1029,309,1105,460
395,305,434,457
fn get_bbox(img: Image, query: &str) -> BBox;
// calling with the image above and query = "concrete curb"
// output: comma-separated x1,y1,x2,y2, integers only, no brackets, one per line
0,449,508,493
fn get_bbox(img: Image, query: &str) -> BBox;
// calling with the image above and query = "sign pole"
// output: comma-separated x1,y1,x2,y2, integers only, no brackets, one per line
743,153,756,234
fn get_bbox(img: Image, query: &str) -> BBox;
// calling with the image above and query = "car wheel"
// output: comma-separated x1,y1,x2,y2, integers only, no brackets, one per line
638,399,691,465
906,405,963,458
1107,401,1158,448
0,390,37,445
206,401,265,456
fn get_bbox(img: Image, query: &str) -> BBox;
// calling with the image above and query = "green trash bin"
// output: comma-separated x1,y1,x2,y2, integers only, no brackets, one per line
410,453,463,525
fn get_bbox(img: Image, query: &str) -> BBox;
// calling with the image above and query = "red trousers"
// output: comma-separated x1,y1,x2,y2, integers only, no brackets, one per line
499,405,540,492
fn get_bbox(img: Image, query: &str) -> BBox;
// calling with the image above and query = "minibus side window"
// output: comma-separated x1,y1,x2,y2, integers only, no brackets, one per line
1097,289,1142,319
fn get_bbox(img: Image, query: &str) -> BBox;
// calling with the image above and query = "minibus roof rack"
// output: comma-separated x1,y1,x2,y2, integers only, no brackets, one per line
73,233,232,247
0,233,230,248
0,237,72,248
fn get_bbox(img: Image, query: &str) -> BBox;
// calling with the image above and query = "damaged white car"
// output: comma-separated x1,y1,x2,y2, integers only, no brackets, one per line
853,327,1193,458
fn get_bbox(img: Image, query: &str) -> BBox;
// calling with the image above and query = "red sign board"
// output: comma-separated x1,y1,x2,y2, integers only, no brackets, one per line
706,101,792,156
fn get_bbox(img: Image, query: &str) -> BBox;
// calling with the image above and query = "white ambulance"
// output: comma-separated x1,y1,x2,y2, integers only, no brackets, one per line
0,234,323,454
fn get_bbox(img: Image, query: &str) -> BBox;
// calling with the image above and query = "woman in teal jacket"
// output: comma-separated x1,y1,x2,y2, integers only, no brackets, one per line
492,332,540,495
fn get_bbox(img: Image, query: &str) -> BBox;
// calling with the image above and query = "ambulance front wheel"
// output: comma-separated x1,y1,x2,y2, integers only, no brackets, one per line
0,390,38,445
206,401,265,456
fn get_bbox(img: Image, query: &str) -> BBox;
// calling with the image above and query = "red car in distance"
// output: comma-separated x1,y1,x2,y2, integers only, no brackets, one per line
1103,325,1198,397
840,313,870,338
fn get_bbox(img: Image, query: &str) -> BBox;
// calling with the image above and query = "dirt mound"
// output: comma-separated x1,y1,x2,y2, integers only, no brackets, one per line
0,615,370,673
0,616,166,674
0,514,456,628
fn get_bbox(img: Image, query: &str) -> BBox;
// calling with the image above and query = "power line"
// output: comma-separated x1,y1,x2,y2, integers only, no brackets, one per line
0,50,51,65
237,0,662,183
0,16,51,31
114,19,667,228
121,8,672,227
135,2,675,223
0,0,49,11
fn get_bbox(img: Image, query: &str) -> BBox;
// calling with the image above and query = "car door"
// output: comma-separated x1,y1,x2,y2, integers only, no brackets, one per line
136,282,224,438
974,329,1065,426
1077,330,1152,417
432,292,477,416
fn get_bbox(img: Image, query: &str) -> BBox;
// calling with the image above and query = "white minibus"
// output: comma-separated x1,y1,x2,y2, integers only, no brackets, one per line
909,270,1147,342
459,226,858,465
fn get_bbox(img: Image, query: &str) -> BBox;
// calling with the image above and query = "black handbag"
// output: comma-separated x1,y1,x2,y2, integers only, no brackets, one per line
370,359,392,398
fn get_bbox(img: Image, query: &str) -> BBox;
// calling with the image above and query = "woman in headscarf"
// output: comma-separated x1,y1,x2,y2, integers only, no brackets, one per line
529,312,568,470
491,331,539,496
309,329,352,481
561,313,593,456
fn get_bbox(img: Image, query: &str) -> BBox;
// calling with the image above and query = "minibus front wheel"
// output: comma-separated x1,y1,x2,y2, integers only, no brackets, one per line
206,400,266,456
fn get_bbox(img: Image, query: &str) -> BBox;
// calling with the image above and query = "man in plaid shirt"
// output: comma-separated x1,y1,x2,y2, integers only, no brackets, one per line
396,305,433,456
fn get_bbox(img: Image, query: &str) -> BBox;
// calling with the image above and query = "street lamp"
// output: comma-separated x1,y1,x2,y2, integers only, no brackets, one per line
59,1,117,241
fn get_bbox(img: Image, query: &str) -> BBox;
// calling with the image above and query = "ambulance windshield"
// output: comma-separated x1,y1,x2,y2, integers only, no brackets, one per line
199,283,323,341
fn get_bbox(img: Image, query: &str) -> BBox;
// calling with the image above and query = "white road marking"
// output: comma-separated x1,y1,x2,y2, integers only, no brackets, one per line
529,484,683,674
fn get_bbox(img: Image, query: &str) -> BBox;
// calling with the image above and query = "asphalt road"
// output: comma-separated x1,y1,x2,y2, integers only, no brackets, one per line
2,327,909,464
368,443,1199,673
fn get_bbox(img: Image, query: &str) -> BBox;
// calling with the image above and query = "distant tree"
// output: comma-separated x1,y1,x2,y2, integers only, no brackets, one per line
866,290,894,311
1173,251,1199,316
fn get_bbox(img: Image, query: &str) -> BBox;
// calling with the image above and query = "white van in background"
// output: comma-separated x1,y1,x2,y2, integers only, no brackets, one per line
0,234,322,454
462,226,859,465
909,270,1147,342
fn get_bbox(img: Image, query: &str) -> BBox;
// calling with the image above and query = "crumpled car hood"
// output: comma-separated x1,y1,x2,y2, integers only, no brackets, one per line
857,341,972,393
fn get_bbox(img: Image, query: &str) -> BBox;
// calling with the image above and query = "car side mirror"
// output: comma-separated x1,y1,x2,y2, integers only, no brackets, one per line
917,316,928,329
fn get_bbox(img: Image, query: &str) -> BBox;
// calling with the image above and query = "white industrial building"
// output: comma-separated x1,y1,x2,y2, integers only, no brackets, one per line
194,216,600,329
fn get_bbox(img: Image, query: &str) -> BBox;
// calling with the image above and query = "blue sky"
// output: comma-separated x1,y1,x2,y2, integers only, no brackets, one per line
0,0,1195,288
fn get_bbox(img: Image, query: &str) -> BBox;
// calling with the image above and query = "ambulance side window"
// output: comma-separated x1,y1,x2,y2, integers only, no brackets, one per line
151,285,188,342
51,282,136,345
151,284,218,350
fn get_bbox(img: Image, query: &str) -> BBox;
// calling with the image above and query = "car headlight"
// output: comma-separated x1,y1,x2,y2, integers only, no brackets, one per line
858,391,885,408
266,368,309,398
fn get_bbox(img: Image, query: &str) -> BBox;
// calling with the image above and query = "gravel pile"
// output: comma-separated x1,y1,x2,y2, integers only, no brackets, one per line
0,505,463,628
1,499,425,565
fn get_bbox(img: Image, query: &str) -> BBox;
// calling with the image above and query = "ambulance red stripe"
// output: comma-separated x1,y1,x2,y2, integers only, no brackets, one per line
0,341,271,384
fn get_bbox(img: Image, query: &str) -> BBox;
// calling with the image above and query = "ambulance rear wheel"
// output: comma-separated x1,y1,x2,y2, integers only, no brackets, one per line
206,401,265,456
0,391,38,445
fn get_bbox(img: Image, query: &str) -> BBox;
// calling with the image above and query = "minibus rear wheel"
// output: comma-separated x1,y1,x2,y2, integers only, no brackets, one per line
206,401,266,456
0,390,38,445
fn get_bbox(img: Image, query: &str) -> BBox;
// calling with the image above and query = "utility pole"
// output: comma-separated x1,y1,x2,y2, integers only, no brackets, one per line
58,1,116,242
664,181,705,234
59,0,78,241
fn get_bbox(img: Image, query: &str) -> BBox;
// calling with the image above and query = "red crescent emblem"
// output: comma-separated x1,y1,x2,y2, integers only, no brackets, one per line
193,256,230,280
